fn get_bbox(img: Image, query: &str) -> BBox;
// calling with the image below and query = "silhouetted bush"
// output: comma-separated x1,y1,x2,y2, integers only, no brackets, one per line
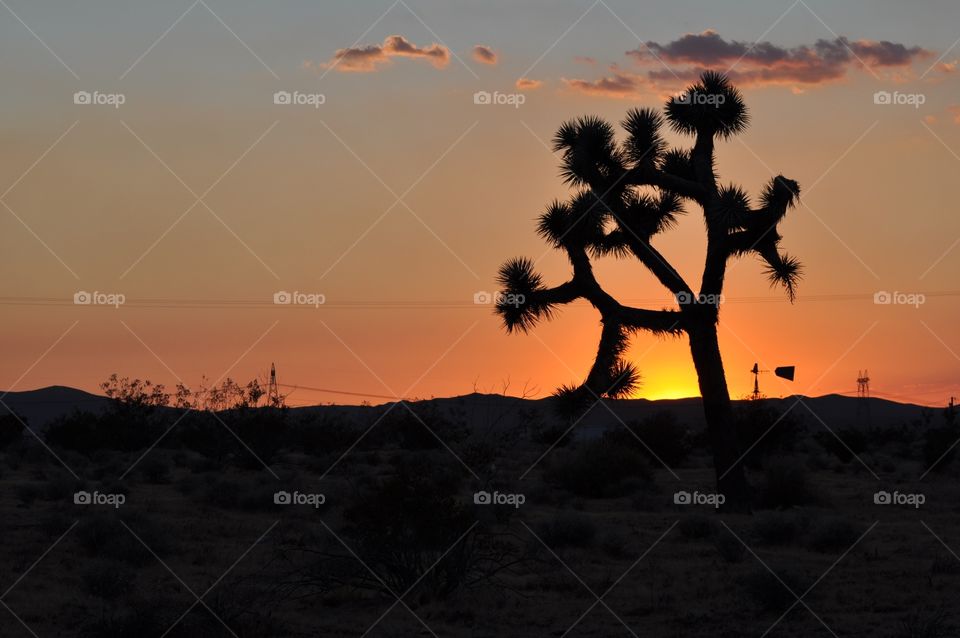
895,607,953,638
923,426,959,473
46,410,158,454
339,453,480,599
293,413,358,455
14,482,41,507
0,413,25,449
758,457,818,508
139,455,171,483
739,566,803,613
752,511,804,545
714,533,746,563
735,401,804,467
807,516,861,553
374,403,467,451
536,512,596,548
814,427,869,463
544,440,651,498
604,411,693,467
677,514,716,540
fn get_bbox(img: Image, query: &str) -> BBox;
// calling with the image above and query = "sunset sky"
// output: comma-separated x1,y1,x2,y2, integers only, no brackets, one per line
2,0,959,407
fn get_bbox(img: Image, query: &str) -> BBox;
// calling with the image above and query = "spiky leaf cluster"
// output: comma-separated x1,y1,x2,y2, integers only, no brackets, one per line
665,71,749,139
553,116,624,188
495,258,550,333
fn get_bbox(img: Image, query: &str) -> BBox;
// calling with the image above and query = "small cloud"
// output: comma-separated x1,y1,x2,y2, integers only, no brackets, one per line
924,114,938,125
516,77,543,90
472,45,498,65
321,35,450,72
574,56,597,65
562,72,642,98
949,105,960,124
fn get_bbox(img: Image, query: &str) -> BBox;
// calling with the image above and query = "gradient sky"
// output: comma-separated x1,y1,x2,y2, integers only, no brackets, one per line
2,0,959,407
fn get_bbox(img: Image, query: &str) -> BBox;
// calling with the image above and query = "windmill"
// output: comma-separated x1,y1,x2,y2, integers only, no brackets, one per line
750,363,796,400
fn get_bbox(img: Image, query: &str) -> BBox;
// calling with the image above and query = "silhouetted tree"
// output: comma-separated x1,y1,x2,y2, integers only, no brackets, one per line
496,72,801,512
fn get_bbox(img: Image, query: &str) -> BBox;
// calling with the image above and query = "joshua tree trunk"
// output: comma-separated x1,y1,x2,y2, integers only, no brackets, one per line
687,319,751,513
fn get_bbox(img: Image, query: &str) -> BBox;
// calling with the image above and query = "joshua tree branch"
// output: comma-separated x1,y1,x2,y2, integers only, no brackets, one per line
627,165,708,204
617,307,684,334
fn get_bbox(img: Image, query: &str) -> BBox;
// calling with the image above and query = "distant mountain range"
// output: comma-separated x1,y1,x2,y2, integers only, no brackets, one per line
0,386,939,432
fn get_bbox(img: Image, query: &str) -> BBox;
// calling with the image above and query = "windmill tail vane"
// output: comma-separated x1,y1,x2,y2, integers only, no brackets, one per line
750,363,796,400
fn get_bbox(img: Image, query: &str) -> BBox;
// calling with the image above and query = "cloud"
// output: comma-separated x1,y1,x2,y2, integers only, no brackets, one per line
564,30,931,98
631,30,931,85
322,35,450,72
562,72,641,98
472,45,498,65
516,78,543,90
949,105,960,124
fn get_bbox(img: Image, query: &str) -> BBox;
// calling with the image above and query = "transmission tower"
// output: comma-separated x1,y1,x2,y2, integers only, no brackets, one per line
267,363,281,407
856,369,871,426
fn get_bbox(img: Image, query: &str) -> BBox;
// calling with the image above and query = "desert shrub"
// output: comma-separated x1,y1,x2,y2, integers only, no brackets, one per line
752,511,804,545
76,510,168,565
202,477,243,509
335,453,482,599
601,531,630,558
544,440,651,498
76,512,122,556
228,408,288,469
0,413,25,449
894,607,953,638
15,482,41,506
139,455,171,483
677,514,716,540
293,413,357,455
739,566,803,613
715,533,747,563
530,421,574,447
43,470,86,500
814,428,869,463
735,402,804,467
46,410,158,454
923,426,959,473
81,559,135,600
373,403,467,451
807,516,861,553
605,411,693,467
758,457,818,508
536,512,596,548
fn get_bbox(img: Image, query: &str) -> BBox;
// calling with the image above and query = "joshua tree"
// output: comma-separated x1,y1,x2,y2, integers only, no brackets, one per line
495,72,801,512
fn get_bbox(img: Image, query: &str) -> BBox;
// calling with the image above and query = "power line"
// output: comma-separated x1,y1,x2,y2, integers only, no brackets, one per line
2,289,960,309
